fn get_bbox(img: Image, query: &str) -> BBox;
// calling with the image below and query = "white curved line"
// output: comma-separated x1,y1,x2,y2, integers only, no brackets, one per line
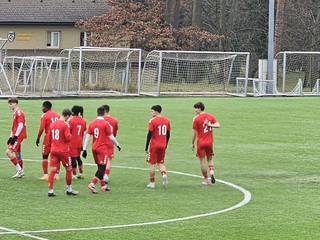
0,160,252,234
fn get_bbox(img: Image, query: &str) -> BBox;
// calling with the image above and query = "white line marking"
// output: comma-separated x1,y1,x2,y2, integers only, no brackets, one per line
0,227,48,240
0,159,252,235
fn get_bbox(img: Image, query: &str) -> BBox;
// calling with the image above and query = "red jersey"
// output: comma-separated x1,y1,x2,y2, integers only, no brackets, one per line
12,109,27,140
193,113,218,145
104,115,118,148
69,116,87,148
48,120,71,153
148,116,170,148
87,117,113,151
37,110,60,143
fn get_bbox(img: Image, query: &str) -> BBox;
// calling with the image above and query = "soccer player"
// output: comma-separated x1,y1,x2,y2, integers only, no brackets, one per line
69,105,86,179
47,109,78,197
101,104,119,183
191,102,220,186
145,105,170,189
36,101,60,181
82,107,121,194
6,97,27,178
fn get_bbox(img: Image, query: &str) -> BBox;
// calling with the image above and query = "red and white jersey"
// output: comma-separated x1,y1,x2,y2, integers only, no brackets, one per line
87,117,113,151
148,116,170,148
69,116,87,148
104,115,118,148
48,120,71,153
12,108,27,140
37,110,60,143
193,112,218,145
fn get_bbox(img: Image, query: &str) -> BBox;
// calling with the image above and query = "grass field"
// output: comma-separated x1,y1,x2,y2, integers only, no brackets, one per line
0,96,320,240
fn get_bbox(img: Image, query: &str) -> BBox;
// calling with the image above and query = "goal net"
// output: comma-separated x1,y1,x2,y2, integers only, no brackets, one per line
4,56,68,97
0,38,14,95
139,50,250,96
275,51,320,95
58,47,142,96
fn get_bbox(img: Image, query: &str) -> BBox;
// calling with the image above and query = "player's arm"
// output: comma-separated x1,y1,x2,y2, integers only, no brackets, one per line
145,131,152,152
204,119,220,128
109,134,121,151
166,131,170,146
81,133,91,158
36,117,46,146
191,129,197,151
64,125,71,143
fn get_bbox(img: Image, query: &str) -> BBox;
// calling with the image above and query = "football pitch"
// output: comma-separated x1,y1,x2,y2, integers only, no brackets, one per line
0,96,319,240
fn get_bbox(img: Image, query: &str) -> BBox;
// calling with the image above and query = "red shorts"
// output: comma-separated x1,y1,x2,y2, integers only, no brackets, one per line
92,149,109,165
69,147,81,158
196,143,214,159
42,144,51,155
8,139,23,152
107,146,114,160
146,146,166,164
50,151,71,168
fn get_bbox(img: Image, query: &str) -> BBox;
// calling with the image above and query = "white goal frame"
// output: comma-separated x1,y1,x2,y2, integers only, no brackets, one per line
139,50,250,96
59,47,142,96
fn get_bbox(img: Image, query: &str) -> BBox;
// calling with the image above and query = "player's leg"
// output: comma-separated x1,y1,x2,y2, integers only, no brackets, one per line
104,146,114,182
71,157,78,179
39,142,50,180
197,146,210,185
16,151,25,177
146,149,156,188
76,155,84,179
157,148,168,187
48,153,58,197
98,164,110,192
6,143,23,178
206,145,215,184
63,155,78,196
87,151,100,194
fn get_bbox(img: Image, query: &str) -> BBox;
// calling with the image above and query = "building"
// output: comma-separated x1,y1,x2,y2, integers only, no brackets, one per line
0,0,109,56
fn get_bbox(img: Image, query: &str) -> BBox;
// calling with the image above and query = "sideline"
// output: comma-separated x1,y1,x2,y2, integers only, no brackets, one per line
0,159,252,235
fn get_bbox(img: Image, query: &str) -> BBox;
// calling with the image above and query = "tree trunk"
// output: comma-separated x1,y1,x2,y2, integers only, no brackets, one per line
275,0,285,54
219,0,226,50
165,0,180,29
192,0,202,27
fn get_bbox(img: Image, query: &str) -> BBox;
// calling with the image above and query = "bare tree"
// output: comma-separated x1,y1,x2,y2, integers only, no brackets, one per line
275,0,285,54
165,0,180,28
192,0,202,27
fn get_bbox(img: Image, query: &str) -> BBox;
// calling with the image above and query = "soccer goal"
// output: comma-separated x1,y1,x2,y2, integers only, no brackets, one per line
139,50,250,96
4,56,68,97
275,51,320,95
58,47,142,96
0,38,14,95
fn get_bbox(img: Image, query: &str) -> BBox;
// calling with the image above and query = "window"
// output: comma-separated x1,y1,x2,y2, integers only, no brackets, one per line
80,32,92,47
47,31,60,48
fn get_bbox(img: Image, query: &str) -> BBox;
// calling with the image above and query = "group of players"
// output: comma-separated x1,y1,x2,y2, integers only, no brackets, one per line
5,98,220,196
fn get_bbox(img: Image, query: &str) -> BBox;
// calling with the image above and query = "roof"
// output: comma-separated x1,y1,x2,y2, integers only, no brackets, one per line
0,0,109,25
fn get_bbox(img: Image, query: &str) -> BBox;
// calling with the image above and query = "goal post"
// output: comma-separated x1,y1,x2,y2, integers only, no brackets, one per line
139,50,250,96
275,51,320,95
58,47,142,96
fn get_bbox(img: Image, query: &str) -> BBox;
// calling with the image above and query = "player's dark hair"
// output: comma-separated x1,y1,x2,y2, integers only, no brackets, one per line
72,105,82,116
62,108,72,117
42,101,52,110
8,97,18,104
97,107,105,116
79,106,84,117
151,105,162,113
102,104,110,113
193,102,205,111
